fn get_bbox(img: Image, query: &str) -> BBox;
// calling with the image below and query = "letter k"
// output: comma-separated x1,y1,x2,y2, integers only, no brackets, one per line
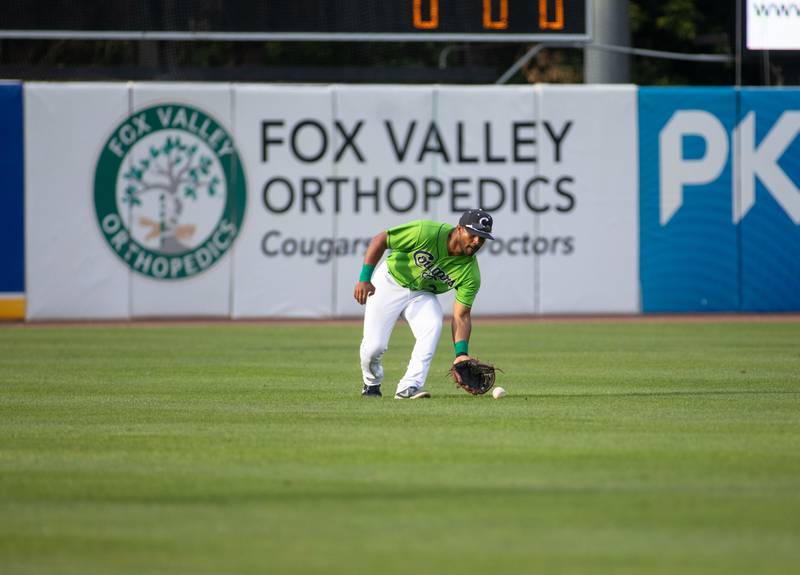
734,111,800,224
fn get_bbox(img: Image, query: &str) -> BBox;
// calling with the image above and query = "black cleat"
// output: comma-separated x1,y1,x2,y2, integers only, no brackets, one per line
362,384,382,397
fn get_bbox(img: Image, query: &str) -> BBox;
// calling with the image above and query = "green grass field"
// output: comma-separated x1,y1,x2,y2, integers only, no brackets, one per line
1,319,799,575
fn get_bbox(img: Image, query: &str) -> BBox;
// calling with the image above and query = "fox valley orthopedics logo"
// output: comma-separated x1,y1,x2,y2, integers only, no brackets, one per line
94,104,246,280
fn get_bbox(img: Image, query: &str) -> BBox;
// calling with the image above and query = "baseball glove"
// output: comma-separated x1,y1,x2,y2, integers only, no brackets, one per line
449,359,497,396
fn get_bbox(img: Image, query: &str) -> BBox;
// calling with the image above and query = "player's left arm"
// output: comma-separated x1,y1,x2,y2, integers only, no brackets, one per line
451,301,473,365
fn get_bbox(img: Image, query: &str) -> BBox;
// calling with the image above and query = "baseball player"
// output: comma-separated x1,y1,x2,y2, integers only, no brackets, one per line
354,209,494,399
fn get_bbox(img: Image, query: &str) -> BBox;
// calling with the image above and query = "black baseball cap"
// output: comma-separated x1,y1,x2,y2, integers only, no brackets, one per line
459,209,494,240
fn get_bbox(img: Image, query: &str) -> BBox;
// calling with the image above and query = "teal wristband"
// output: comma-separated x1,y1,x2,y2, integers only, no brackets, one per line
359,263,376,283
454,340,469,357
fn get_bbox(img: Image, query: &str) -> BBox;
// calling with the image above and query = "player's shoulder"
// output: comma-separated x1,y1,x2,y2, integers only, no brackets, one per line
408,219,451,236
387,219,452,248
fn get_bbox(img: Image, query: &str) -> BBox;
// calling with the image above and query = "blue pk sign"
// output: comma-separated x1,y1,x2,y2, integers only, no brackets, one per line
639,88,800,312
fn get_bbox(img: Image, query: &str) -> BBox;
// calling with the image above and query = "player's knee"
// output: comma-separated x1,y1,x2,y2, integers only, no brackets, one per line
360,342,387,362
418,350,435,364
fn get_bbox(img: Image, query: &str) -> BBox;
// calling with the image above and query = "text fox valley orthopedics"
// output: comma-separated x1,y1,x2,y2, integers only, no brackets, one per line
258,118,577,216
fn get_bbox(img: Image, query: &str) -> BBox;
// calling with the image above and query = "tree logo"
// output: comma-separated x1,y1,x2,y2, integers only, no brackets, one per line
94,104,246,280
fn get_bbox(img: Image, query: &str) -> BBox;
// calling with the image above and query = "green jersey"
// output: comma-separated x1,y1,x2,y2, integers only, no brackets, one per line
385,220,481,307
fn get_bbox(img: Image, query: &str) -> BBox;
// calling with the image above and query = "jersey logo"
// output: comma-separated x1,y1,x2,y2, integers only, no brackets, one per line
413,250,456,288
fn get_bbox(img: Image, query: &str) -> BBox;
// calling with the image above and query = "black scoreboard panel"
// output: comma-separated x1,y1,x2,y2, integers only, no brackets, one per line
2,1,589,41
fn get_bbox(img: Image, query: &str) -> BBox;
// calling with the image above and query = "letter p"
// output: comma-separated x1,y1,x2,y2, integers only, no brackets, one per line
658,111,729,225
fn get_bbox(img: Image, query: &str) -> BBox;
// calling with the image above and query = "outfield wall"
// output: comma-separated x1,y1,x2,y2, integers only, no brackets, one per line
11,83,800,319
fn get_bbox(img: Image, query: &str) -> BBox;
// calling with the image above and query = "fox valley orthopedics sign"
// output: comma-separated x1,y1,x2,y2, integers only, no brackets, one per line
23,83,638,319
747,1,800,49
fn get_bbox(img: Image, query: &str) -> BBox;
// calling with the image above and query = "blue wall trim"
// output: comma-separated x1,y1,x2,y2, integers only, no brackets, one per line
0,82,24,293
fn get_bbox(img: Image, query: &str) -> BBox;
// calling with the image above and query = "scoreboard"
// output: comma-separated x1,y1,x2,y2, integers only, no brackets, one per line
0,0,590,42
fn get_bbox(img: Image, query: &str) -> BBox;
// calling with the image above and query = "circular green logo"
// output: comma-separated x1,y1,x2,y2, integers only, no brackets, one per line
94,104,246,280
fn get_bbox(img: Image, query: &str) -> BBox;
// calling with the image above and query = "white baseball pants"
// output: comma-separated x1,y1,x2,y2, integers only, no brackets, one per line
360,261,443,394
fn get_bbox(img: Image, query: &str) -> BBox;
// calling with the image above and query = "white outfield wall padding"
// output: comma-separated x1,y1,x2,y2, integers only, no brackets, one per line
128,83,235,318
25,83,131,320
231,85,337,318
330,85,437,318
434,85,539,315
537,85,639,314
24,82,642,319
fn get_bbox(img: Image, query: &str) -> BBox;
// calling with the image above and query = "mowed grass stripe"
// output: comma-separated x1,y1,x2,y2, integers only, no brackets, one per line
1,321,799,575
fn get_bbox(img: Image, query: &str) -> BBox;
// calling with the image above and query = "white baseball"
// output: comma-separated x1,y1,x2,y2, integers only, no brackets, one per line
492,386,506,399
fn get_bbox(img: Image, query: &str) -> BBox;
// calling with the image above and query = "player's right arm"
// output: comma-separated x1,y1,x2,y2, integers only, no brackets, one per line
354,231,388,305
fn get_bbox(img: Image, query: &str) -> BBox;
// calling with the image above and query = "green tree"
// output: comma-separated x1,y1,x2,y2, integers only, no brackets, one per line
121,136,219,253
630,0,734,85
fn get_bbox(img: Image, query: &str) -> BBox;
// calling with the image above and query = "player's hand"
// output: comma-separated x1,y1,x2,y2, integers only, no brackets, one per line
453,355,472,365
354,281,376,305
